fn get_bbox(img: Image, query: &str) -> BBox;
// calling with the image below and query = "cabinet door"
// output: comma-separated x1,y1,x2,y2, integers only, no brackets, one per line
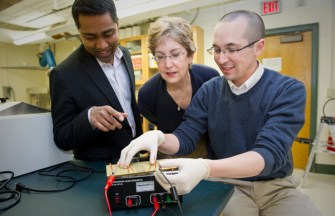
120,35,149,86
192,25,204,64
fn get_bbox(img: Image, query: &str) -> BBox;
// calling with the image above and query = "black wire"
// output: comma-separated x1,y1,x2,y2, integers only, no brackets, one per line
158,167,184,216
0,171,14,191
0,171,21,211
0,190,21,211
16,162,94,193
0,163,93,212
37,163,64,175
15,176,76,193
38,162,93,182
158,167,173,186
322,97,335,117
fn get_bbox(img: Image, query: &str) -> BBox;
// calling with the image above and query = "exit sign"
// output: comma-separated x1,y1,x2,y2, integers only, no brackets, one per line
261,0,281,15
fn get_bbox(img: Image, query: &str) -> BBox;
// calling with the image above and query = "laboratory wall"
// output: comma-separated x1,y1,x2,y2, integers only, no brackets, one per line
0,43,49,108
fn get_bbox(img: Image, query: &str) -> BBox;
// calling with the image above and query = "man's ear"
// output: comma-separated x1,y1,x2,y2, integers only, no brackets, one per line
255,39,265,56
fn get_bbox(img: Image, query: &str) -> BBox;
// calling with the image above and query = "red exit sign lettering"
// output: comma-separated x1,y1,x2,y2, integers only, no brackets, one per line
261,0,281,15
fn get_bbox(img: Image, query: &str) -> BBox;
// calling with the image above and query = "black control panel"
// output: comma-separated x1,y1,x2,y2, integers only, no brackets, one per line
107,174,180,210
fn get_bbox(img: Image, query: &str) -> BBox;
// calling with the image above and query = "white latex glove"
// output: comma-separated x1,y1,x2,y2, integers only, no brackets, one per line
154,158,210,195
118,130,164,167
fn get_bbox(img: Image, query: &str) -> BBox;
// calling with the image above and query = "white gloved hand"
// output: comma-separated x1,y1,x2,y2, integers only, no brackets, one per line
118,130,164,167
154,158,210,195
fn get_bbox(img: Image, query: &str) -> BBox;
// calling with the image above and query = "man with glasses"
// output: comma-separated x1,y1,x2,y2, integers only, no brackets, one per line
118,10,321,215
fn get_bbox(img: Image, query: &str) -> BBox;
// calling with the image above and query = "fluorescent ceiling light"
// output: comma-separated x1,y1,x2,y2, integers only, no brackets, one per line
45,23,78,36
117,0,192,18
0,0,72,29
24,14,66,29
13,32,48,45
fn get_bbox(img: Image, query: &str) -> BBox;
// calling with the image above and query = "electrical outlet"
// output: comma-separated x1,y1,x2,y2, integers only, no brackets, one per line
2,86,11,99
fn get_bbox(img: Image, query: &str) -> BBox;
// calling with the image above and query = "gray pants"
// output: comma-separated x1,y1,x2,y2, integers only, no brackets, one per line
216,175,322,216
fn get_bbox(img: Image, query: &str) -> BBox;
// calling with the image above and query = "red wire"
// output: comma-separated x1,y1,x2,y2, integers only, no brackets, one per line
104,175,115,216
104,189,112,216
151,196,160,216
152,208,159,216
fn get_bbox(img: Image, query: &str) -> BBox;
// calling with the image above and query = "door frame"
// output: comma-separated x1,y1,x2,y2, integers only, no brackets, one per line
265,23,324,172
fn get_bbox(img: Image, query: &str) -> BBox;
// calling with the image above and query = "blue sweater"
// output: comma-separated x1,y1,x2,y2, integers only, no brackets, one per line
174,69,306,181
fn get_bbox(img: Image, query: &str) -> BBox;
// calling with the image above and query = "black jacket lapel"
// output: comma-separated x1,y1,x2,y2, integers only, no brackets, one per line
78,45,124,112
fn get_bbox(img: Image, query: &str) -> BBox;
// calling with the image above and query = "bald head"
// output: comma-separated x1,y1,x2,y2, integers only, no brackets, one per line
219,10,265,43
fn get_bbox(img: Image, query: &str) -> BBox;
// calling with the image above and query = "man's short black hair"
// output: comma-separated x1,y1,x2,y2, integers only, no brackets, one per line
72,0,118,29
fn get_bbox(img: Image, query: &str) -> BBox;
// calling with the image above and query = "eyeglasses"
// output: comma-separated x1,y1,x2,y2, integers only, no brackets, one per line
152,52,185,63
207,40,260,56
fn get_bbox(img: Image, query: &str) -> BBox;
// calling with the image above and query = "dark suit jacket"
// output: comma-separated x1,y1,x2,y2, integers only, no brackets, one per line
49,45,142,162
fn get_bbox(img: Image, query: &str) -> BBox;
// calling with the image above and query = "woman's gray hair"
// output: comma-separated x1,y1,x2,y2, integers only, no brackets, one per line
147,16,196,56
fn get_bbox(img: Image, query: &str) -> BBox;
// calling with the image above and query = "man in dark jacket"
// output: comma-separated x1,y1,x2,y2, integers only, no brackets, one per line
49,0,142,162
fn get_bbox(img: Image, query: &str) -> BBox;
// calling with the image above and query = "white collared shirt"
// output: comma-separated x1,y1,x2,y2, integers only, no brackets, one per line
96,47,136,137
228,62,264,95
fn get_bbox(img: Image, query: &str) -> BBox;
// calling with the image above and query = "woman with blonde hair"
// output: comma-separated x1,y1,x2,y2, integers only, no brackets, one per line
138,16,220,158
